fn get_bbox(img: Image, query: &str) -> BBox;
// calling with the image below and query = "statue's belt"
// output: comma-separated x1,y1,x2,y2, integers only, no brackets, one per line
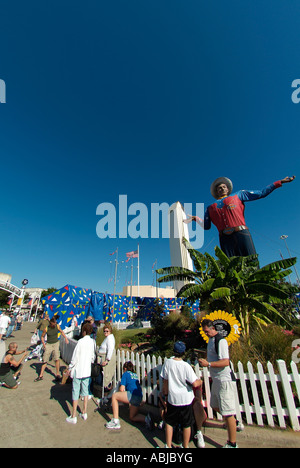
220,225,248,236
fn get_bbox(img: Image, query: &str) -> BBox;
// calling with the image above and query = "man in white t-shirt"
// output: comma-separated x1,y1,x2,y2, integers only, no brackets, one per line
160,341,202,448
0,313,11,341
199,319,237,448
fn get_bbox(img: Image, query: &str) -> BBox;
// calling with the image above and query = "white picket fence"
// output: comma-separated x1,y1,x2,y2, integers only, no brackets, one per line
59,340,300,431
116,350,300,432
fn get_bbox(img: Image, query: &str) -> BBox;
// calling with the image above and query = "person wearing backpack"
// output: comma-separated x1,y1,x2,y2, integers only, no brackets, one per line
199,319,238,448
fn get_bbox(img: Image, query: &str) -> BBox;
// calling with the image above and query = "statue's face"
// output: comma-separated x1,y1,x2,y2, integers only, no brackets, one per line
216,183,229,198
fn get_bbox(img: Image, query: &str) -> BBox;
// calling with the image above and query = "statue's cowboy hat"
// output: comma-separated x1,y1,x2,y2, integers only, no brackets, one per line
210,177,233,199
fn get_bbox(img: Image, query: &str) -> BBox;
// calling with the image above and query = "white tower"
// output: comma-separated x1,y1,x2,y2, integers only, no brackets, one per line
168,202,194,293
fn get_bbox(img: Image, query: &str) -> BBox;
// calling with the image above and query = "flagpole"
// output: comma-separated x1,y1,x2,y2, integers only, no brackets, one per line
137,243,140,297
112,248,118,323
156,260,158,298
130,257,133,316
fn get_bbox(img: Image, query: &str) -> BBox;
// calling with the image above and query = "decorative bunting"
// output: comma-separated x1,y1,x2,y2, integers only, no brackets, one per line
42,283,201,331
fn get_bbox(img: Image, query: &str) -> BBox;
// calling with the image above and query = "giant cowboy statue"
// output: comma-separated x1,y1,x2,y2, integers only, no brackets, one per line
187,176,295,257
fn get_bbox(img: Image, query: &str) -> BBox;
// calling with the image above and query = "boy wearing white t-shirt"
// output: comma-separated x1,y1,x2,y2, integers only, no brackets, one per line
160,341,202,448
199,319,237,448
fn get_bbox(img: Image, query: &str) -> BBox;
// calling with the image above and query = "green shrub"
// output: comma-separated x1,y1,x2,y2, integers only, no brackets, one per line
230,325,297,372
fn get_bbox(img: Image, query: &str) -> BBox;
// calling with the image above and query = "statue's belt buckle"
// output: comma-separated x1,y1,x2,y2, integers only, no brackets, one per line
222,227,235,235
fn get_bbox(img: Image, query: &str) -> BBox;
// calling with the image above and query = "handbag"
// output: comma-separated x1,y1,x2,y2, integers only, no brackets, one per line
91,344,102,379
91,360,102,379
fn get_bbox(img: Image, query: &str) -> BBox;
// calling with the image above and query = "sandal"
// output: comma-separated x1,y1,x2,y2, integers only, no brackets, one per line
34,376,43,382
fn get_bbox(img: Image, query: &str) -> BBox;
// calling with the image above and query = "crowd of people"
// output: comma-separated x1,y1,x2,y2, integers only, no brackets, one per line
0,310,25,341
0,308,243,448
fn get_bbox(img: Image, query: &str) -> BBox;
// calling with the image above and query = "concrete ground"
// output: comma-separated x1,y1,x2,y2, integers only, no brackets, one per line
0,321,299,449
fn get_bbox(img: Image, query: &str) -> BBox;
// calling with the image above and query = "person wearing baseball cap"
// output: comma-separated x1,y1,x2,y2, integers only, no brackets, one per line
188,175,295,257
173,340,186,354
160,341,202,448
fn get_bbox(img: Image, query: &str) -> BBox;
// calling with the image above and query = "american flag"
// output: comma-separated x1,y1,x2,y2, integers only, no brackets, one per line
126,250,139,262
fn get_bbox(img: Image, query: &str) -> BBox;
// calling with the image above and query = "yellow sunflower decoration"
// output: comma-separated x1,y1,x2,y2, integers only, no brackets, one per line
199,310,241,346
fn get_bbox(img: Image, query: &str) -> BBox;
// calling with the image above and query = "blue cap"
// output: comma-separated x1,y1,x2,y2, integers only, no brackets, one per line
174,341,186,354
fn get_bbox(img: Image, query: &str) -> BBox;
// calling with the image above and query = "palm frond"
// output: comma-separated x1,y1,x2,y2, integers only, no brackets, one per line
258,257,297,272
177,284,200,299
248,269,292,282
156,266,196,276
210,287,232,300
182,237,208,274
205,251,225,278
246,282,290,300
214,246,230,268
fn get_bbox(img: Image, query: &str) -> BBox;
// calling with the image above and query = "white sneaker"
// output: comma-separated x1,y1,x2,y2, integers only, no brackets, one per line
105,419,121,429
236,420,244,432
79,413,88,421
223,420,245,432
158,420,165,430
66,416,77,424
195,430,205,448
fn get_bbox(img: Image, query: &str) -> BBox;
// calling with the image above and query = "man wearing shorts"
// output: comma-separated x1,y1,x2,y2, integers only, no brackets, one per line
160,341,202,448
199,319,237,448
34,317,69,382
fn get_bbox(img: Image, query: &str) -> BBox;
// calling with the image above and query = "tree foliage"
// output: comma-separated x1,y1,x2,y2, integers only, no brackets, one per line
157,239,299,342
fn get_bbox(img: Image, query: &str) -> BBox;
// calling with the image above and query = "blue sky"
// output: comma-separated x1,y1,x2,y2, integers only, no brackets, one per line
0,0,300,293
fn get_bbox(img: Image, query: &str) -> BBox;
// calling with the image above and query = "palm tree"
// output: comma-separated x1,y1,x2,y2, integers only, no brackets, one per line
157,239,299,343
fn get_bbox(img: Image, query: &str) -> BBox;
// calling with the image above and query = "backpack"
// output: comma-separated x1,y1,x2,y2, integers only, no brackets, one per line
213,332,224,355
213,334,236,382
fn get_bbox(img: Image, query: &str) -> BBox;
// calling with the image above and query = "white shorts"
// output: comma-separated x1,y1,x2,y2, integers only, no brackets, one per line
0,328,7,335
210,380,236,417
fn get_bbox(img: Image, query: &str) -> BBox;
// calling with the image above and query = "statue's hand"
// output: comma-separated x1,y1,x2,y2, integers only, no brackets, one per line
281,175,296,184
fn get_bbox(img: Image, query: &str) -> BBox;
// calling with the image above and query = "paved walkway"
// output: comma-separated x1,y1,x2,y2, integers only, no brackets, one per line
0,322,299,448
